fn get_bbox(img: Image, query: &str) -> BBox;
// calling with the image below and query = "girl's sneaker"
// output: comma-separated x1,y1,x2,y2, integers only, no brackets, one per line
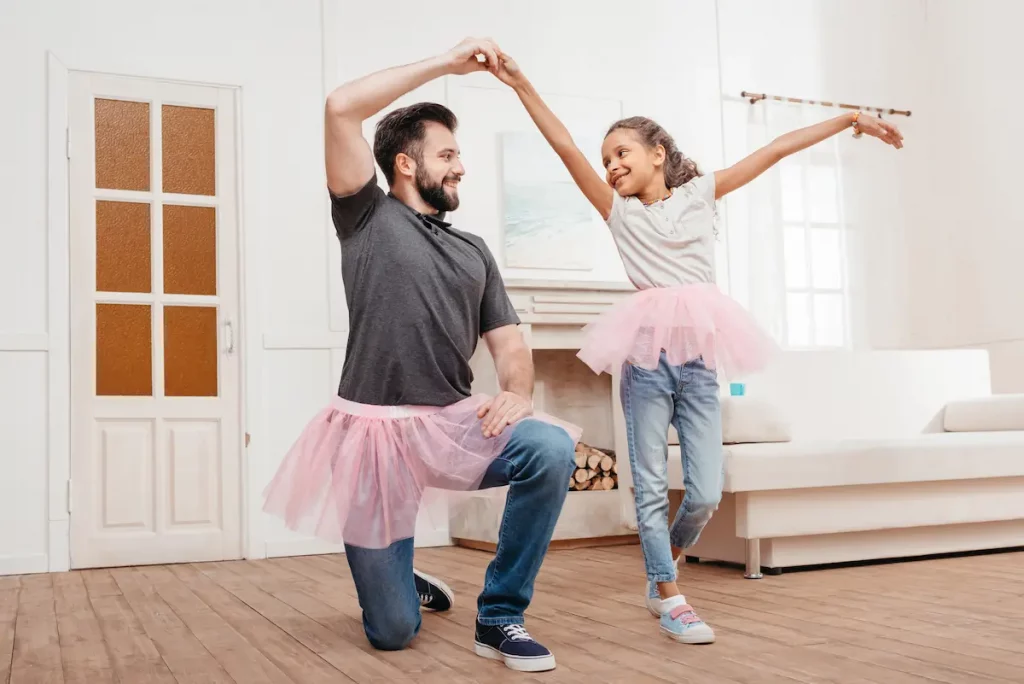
659,595,716,644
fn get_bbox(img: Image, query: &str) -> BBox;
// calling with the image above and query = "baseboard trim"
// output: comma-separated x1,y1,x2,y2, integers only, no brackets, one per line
453,534,639,553
689,544,1024,576
49,519,70,572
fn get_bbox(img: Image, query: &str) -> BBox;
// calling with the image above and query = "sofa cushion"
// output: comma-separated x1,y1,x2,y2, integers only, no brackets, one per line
723,432,1024,492
944,395,1024,432
721,397,791,444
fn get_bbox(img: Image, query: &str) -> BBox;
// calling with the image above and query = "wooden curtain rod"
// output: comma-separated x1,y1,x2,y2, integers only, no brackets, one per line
740,91,911,117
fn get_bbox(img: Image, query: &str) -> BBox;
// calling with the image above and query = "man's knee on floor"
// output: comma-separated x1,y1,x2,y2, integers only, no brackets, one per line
365,610,420,651
513,419,575,478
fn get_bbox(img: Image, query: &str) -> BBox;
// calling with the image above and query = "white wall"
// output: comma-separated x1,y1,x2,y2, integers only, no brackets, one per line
324,0,724,293
0,0,327,572
716,0,929,349
907,0,1024,392
324,0,931,346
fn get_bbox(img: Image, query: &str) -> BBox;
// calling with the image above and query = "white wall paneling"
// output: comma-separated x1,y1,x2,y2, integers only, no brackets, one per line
5,0,327,572
906,0,1024,391
321,0,348,335
47,53,71,572
0,351,49,575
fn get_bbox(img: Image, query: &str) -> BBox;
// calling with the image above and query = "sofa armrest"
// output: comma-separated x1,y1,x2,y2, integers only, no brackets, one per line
944,395,1024,432
722,397,792,444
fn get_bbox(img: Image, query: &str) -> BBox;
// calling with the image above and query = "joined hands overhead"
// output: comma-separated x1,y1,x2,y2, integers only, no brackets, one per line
441,37,501,75
440,37,524,88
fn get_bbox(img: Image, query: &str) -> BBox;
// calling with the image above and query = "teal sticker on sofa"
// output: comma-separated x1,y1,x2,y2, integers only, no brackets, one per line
730,382,745,397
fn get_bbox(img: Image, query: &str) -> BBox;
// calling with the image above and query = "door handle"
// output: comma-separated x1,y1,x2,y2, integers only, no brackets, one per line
224,320,235,354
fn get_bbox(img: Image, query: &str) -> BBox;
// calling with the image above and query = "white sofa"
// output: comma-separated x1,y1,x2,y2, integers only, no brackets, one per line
615,350,1024,578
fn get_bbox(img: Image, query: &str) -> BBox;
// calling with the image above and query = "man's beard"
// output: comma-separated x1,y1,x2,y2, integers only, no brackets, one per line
415,166,460,213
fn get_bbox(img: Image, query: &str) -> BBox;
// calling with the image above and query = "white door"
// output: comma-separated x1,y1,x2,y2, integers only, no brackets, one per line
68,73,242,568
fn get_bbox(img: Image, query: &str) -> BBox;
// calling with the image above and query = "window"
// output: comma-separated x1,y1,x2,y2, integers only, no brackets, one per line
779,142,849,349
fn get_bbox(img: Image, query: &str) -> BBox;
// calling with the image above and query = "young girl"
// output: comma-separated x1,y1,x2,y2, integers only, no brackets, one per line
493,54,903,644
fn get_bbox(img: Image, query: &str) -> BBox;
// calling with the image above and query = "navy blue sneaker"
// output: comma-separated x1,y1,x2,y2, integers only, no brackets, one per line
413,569,453,612
474,621,556,672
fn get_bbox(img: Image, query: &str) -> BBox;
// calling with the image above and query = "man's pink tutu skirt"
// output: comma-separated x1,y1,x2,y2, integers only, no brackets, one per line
577,284,778,377
262,395,581,549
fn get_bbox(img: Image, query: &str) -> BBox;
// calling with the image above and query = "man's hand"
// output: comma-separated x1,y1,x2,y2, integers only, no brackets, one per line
477,391,533,438
442,37,500,76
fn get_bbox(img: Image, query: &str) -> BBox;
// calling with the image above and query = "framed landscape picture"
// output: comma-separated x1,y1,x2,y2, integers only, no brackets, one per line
500,130,604,270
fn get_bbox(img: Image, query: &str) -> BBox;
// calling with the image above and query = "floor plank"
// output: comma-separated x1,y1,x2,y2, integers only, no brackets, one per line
221,558,504,683
85,569,176,684
10,575,63,684
278,554,597,683
412,549,829,684
52,572,114,684
2,546,1021,683
135,565,292,684
169,562,348,683
110,567,235,684
198,560,416,682
268,554,548,683
0,579,19,683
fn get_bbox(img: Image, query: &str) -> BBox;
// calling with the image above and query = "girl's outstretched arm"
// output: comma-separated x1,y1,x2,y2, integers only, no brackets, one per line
714,112,903,200
495,53,616,220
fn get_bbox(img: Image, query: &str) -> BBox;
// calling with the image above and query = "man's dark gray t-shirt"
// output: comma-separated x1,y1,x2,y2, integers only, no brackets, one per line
331,175,520,407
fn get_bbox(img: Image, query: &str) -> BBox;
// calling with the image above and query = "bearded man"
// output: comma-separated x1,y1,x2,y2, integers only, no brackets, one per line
261,38,578,673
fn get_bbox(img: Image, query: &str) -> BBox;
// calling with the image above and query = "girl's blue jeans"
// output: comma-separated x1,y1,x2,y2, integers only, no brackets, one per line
620,352,724,583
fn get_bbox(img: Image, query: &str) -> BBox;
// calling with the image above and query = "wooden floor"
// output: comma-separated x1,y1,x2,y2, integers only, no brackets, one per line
2,545,1023,684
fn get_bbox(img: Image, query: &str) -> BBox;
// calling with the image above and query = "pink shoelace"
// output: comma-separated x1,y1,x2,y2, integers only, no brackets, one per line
668,604,703,625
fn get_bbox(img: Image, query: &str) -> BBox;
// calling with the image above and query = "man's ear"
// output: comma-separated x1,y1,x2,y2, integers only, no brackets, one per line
394,152,416,180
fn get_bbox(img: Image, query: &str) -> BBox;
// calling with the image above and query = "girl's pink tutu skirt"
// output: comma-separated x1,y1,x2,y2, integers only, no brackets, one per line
577,284,777,377
262,395,581,549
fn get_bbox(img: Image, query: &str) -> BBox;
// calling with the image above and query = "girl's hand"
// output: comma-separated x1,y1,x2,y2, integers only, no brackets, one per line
855,114,904,149
494,51,526,89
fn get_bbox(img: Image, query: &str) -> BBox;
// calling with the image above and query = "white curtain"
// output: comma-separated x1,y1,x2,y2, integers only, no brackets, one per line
721,99,867,350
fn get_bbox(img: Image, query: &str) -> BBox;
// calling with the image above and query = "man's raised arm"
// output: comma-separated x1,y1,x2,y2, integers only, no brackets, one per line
324,37,500,196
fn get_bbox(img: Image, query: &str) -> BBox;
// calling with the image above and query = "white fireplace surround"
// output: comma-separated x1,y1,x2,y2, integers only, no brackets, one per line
451,279,644,546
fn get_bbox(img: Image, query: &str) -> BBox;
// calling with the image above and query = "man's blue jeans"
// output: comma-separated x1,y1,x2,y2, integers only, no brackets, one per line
343,418,575,650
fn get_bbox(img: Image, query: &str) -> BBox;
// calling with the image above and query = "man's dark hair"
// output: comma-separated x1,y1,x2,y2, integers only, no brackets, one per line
373,103,458,186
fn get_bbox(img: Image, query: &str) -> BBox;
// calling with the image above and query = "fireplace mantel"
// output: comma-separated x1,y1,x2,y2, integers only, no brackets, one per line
503,278,636,345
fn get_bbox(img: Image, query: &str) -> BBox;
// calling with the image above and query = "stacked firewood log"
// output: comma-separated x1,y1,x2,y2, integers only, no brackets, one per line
569,442,617,491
